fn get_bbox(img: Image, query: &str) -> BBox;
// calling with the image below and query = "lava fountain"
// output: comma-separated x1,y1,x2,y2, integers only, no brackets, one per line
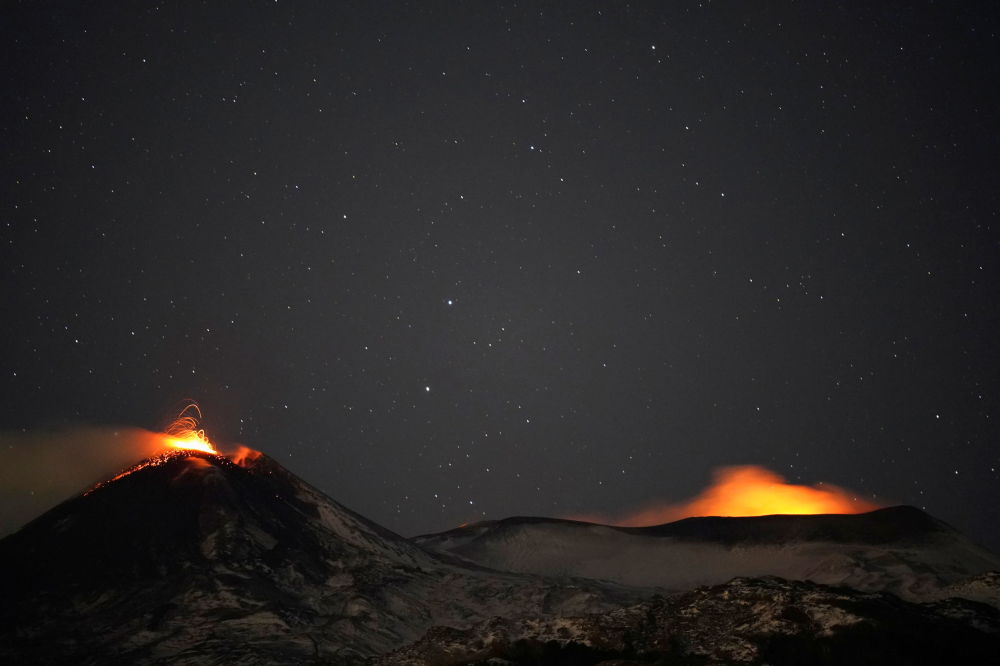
161,404,217,454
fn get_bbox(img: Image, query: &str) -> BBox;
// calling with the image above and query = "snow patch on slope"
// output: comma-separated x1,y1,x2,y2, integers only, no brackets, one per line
416,514,1000,602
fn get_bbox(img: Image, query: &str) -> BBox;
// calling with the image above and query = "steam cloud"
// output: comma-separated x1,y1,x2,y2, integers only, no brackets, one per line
0,426,167,536
582,465,879,527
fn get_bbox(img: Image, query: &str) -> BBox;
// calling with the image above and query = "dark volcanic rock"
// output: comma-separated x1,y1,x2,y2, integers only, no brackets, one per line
3,452,997,664
381,577,1000,665
418,505,954,547
0,452,633,664
414,508,1000,597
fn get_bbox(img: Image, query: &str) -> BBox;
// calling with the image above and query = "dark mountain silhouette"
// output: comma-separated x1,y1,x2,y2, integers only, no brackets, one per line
0,451,631,664
415,507,1000,597
2,450,998,664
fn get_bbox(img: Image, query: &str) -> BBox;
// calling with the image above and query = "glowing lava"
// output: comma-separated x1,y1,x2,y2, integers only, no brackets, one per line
82,404,270,497
587,465,879,527
674,465,879,518
161,404,217,454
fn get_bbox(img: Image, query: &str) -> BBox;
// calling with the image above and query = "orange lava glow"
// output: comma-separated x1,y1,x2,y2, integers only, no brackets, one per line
82,404,268,495
588,465,879,527
229,445,263,468
85,451,187,494
161,404,217,454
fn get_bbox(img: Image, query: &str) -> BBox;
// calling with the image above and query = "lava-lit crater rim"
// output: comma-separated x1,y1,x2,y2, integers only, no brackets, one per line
84,449,251,495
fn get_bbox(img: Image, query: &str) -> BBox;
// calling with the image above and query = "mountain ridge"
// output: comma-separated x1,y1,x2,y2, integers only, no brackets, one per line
414,505,1000,600
415,504,952,547
0,451,637,664
2,450,998,664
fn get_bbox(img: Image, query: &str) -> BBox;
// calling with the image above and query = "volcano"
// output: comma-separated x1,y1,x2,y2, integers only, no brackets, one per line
0,451,630,664
2,451,998,665
415,508,1000,601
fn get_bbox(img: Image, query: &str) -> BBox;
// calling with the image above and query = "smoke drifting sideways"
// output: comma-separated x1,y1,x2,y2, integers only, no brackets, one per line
581,465,880,527
0,426,169,537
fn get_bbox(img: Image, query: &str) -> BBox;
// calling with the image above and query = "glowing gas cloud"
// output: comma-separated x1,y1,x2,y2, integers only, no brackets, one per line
588,465,879,527
229,445,263,468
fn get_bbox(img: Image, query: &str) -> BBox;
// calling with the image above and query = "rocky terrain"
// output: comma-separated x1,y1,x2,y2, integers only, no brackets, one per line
0,452,637,664
381,576,1000,664
415,508,1000,603
1,451,997,664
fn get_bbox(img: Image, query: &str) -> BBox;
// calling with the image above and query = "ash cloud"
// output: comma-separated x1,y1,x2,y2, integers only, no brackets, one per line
0,425,166,536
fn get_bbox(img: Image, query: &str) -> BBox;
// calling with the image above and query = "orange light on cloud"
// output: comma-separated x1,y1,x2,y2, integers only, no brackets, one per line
595,465,879,527
229,445,262,467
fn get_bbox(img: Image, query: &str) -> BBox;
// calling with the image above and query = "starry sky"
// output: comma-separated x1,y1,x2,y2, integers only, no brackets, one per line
3,2,999,548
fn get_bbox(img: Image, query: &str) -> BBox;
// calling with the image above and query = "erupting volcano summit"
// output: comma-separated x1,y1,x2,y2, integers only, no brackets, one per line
2,443,999,664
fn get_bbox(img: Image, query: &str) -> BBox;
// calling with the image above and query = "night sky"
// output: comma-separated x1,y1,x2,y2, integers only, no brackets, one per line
3,2,999,548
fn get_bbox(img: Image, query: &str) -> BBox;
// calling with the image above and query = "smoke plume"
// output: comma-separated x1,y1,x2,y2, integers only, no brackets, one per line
0,425,167,536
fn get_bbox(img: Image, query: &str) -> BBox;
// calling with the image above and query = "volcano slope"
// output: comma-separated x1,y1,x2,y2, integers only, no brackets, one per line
415,507,1000,603
0,451,635,664
2,450,998,665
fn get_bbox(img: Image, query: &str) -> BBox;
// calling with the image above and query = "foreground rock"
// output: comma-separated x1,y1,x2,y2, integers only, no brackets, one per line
381,576,1000,665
